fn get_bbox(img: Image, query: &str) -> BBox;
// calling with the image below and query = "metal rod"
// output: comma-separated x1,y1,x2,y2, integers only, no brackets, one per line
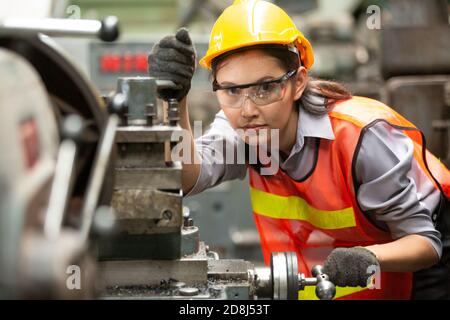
80,115,119,241
44,140,77,239
0,16,119,42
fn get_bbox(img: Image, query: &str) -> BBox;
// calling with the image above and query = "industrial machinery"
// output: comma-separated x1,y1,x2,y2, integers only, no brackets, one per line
0,15,336,300
0,16,120,299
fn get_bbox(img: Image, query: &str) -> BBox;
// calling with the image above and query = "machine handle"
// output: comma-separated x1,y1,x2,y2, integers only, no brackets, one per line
44,115,84,239
0,16,119,42
155,80,182,91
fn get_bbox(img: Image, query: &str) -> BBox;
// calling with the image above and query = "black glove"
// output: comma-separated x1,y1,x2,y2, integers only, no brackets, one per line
323,247,380,287
148,27,196,101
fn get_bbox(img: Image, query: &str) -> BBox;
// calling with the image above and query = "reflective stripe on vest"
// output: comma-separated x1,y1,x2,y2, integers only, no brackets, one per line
250,187,356,230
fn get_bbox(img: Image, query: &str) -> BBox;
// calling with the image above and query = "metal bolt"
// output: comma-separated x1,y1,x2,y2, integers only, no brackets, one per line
168,98,180,126
183,206,190,227
162,210,173,221
146,103,156,126
179,287,199,296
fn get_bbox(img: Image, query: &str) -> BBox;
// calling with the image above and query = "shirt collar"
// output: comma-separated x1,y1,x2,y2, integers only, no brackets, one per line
290,97,336,154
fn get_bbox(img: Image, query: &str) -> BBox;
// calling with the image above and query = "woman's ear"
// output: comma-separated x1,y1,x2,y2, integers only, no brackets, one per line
293,66,308,101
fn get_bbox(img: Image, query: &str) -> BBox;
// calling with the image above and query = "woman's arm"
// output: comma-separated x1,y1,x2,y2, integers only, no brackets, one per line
366,234,439,272
175,99,248,196
177,98,201,194
354,122,443,271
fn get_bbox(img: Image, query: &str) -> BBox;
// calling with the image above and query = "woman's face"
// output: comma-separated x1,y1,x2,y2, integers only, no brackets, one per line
214,49,307,147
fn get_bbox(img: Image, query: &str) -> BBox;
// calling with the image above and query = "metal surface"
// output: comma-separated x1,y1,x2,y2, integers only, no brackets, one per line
381,0,450,78
111,189,182,225
100,259,209,287
181,226,201,256
271,252,288,300
381,26,450,78
114,165,182,190
100,250,336,300
116,126,184,143
116,77,157,125
384,76,450,165
0,16,119,42
179,287,200,296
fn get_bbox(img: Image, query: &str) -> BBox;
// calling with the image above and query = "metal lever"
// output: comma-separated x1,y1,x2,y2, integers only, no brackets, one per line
0,16,119,42
155,80,182,92
80,114,119,241
44,115,84,239
299,265,336,300
155,80,182,126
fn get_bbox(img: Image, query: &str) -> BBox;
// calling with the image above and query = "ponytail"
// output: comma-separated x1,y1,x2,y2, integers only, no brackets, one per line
299,78,352,115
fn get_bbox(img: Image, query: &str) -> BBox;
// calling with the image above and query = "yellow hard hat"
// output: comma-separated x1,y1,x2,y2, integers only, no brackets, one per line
199,0,314,70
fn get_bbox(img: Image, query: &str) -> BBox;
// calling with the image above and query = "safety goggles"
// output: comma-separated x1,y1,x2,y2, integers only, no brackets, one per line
212,69,298,109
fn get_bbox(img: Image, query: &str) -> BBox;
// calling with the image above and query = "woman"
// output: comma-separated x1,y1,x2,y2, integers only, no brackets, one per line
148,0,450,299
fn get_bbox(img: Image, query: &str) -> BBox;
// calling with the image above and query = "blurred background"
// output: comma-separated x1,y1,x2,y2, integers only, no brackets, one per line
1,0,449,264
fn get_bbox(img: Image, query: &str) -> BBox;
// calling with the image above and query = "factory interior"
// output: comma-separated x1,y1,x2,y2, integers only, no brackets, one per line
0,0,449,302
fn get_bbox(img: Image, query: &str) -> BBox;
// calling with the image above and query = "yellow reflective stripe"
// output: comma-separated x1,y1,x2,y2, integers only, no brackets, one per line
298,286,368,300
250,188,356,230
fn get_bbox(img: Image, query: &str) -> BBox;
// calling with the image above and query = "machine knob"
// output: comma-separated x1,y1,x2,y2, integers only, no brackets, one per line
316,279,336,300
61,114,84,143
100,16,119,42
105,92,127,116
312,265,336,300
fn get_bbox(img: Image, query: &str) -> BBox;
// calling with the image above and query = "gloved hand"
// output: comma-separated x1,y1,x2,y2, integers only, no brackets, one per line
148,27,196,101
323,247,380,287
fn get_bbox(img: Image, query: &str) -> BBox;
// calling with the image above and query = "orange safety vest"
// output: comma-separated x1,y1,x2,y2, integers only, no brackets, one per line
249,96,450,300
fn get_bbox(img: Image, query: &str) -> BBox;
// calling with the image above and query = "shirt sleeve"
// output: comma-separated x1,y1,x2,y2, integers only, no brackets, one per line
186,111,247,196
354,121,443,258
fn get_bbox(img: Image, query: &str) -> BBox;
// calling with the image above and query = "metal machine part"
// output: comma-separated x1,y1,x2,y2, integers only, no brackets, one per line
0,18,119,299
99,76,187,260
100,250,335,300
0,16,119,42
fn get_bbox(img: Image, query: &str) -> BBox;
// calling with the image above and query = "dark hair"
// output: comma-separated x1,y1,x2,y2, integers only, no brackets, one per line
211,45,352,115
